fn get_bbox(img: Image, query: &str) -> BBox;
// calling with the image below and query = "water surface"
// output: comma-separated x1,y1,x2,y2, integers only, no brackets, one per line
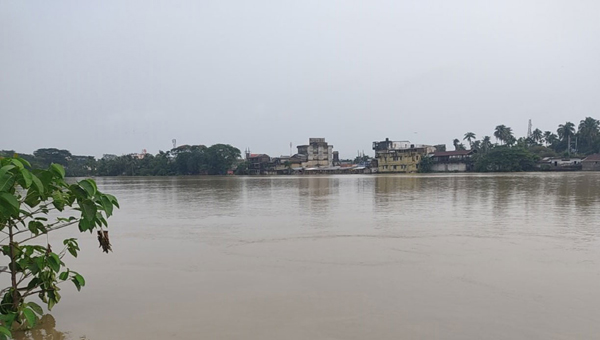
16,173,600,339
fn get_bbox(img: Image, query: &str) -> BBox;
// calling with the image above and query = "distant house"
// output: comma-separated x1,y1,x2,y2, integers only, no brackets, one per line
582,154,600,171
246,153,271,175
430,150,476,172
537,157,583,171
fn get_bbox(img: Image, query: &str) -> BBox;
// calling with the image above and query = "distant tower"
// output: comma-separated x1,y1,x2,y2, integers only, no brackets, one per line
290,142,293,156
172,139,177,149
245,148,251,160
527,119,532,139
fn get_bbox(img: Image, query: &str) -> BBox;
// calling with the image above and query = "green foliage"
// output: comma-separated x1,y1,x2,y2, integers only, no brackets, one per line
474,146,538,172
0,155,118,335
417,155,434,173
95,144,241,176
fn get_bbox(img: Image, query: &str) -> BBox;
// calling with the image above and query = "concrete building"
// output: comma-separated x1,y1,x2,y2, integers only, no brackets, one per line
430,150,476,172
582,154,600,171
537,157,583,171
245,152,271,175
372,138,436,173
297,138,334,168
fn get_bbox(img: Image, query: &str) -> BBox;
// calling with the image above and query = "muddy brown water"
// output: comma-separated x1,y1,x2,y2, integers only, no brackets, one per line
9,173,600,339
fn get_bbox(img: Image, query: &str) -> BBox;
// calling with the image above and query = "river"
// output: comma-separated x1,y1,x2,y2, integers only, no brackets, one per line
13,173,600,339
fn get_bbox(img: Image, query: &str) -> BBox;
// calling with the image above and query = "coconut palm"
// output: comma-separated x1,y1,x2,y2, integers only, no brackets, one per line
453,139,466,151
463,132,476,149
481,136,493,153
531,128,543,144
543,131,553,146
557,122,576,141
578,117,600,151
494,125,507,144
503,127,514,145
545,133,558,148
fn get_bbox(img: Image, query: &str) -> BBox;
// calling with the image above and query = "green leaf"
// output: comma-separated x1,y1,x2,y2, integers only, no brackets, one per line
0,325,11,338
20,169,33,188
80,200,97,221
0,174,14,192
74,273,85,287
27,301,43,315
24,190,41,208
100,195,113,217
10,159,24,170
23,308,36,327
51,192,65,211
78,179,97,196
47,253,61,272
17,157,31,168
0,192,20,212
50,164,65,179
105,194,120,209
31,174,44,195
59,271,69,281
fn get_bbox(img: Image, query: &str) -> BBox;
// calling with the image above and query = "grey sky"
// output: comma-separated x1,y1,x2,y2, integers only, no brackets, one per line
1,0,599,159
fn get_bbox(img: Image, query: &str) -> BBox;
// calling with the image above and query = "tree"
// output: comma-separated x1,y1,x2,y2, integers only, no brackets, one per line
578,117,600,154
474,146,538,172
543,131,553,146
463,132,476,149
494,125,506,144
494,125,514,146
531,129,543,144
205,144,241,175
453,139,466,151
32,149,72,168
0,156,119,338
557,122,576,141
479,136,493,154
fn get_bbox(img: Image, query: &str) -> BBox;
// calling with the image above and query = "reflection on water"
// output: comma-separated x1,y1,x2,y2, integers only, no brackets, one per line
36,173,600,339
12,315,74,340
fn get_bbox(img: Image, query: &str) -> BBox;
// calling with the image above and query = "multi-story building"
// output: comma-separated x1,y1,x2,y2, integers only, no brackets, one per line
372,138,435,173
297,138,334,168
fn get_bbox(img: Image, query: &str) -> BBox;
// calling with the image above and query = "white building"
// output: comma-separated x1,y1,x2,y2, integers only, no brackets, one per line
297,138,334,168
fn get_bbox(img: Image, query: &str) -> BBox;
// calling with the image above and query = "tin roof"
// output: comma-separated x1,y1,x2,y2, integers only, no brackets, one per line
583,154,600,162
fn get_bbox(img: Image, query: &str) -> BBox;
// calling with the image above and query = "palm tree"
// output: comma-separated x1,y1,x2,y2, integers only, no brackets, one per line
543,131,553,146
503,127,514,145
532,128,543,144
463,132,476,149
453,139,466,151
546,133,559,148
578,117,600,151
494,125,507,144
557,122,576,141
481,136,493,153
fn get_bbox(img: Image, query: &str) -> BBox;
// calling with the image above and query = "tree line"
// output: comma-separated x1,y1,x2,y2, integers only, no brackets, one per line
0,144,241,177
441,117,600,172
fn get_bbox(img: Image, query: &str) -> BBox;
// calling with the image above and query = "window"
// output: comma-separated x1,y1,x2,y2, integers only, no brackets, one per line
393,165,397,170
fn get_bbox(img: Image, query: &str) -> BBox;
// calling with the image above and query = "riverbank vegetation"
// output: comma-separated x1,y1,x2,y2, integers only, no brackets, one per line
0,144,241,178
422,117,600,172
0,156,119,339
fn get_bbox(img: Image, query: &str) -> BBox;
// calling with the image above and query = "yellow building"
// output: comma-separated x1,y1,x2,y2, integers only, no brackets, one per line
373,138,436,173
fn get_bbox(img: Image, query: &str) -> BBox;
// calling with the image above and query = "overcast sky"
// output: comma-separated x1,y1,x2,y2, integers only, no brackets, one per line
1,1,600,158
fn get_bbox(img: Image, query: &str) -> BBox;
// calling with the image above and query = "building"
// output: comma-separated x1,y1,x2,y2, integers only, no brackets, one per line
297,138,334,168
245,152,271,175
537,157,583,171
430,150,476,172
582,154,600,171
372,138,436,173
